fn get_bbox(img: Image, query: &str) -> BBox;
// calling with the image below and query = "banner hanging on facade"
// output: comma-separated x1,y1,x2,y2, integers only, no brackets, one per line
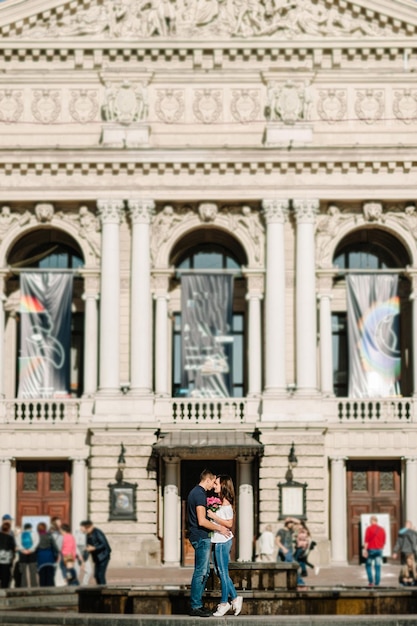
18,272,73,399
181,273,234,398
347,274,401,398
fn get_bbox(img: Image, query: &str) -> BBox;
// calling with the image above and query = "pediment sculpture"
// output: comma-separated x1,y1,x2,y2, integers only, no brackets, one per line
13,0,395,40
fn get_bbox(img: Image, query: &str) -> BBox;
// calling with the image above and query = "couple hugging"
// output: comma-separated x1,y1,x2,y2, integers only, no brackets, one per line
187,469,243,618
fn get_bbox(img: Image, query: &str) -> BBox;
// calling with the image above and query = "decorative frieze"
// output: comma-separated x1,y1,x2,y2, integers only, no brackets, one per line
354,89,384,125
155,89,185,124
69,90,100,124
0,90,24,124
10,0,406,40
317,89,347,124
31,89,61,124
192,89,222,124
393,89,417,124
231,90,260,124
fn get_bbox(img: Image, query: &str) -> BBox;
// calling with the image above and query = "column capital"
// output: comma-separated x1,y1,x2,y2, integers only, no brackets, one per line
163,455,180,464
261,199,290,224
97,199,125,224
127,198,155,224
404,456,417,464
329,456,347,464
293,199,320,224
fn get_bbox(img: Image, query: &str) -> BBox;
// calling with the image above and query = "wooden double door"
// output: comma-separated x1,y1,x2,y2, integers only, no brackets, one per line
16,461,71,525
347,460,401,563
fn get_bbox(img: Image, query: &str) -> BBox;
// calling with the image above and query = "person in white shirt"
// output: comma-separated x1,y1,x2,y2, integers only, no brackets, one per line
255,524,276,562
208,475,243,617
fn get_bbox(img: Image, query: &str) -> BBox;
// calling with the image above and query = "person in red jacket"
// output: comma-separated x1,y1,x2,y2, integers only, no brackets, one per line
362,515,386,587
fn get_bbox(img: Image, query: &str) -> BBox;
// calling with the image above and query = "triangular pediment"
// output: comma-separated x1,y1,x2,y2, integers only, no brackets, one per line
1,0,417,40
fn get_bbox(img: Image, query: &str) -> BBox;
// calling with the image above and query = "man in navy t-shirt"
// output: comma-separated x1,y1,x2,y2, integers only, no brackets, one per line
187,468,231,617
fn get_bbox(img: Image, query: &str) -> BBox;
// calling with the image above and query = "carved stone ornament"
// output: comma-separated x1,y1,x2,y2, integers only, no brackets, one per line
31,90,61,124
354,89,384,125
231,90,260,124
21,0,385,40
363,202,384,222
315,204,351,268
317,89,347,124
69,90,99,124
0,206,31,242
393,89,417,125
228,206,264,262
193,90,222,124
155,90,185,124
266,80,312,125
198,202,218,222
35,203,54,223
0,90,24,124
102,81,148,125
150,204,193,265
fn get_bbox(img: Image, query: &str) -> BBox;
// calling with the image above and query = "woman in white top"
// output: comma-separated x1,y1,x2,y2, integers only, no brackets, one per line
208,474,243,617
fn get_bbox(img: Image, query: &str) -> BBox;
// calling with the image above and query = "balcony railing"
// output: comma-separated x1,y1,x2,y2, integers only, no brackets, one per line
4,399,81,424
336,398,414,423
172,398,248,424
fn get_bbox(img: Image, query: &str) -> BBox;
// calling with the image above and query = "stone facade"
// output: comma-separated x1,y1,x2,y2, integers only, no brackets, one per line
0,0,416,567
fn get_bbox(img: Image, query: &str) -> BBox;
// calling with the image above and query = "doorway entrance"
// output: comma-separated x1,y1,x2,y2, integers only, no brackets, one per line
180,460,237,566
346,459,401,563
16,460,71,525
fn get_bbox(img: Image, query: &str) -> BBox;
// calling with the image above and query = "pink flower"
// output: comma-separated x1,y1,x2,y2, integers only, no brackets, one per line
206,496,222,512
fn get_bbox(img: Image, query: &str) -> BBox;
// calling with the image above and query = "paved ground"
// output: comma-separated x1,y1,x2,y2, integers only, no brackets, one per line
105,562,402,589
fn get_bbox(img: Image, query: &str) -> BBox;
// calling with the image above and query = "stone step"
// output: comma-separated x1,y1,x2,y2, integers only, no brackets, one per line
1,613,417,626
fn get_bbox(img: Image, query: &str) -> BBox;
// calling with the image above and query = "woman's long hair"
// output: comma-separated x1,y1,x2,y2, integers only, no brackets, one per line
217,474,235,508
401,553,417,580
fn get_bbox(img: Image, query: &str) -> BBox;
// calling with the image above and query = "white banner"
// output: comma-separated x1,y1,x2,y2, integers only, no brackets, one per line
347,274,401,398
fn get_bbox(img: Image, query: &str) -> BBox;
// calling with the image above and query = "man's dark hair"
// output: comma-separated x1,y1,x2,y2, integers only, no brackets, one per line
80,520,93,528
200,468,215,481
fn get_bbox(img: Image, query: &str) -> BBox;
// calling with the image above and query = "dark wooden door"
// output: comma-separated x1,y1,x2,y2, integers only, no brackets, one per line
347,460,401,563
16,461,71,525
180,460,237,566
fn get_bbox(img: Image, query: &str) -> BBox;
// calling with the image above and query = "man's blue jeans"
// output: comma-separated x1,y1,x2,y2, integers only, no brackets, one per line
365,549,383,585
190,537,212,610
213,539,237,604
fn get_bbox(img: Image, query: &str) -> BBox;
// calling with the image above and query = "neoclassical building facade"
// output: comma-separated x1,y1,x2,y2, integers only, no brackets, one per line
0,0,417,566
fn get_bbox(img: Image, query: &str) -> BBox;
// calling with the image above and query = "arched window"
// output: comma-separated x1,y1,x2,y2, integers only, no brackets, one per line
331,231,411,397
171,242,246,398
7,230,85,398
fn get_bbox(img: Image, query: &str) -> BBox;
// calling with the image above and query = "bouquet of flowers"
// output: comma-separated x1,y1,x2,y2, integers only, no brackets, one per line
206,496,222,513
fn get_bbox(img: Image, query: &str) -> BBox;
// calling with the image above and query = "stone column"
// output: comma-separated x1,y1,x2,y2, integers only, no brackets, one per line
127,199,155,395
0,274,7,399
293,199,320,394
154,274,170,396
71,458,88,530
237,456,254,561
330,457,347,563
81,274,99,396
405,457,417,525
163,456,180,566
97,199,124,394
410,276,417,397
246,275,263,396
318,276,334,397
0,457,12,516
261,200,289,395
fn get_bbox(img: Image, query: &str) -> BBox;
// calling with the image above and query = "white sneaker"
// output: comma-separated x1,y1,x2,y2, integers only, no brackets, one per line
315,566,320,576
232,596,243,616
213,602,231,617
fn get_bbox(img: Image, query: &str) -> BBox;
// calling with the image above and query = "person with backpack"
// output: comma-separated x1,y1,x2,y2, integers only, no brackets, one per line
35,522,59,587
17,522,39,587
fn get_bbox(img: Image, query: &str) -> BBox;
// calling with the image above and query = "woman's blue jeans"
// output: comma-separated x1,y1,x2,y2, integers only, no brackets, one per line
190,537,212,610
213,539,237,604
365,549,383,585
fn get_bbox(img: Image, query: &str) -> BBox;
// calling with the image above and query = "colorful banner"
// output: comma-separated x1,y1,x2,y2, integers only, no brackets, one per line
181,273,234,398
347,274,401,398
18,273,73,399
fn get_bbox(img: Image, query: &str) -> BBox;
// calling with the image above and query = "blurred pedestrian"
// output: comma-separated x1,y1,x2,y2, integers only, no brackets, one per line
36,522,59,587
0,521,15,588
80,520,111,585
393,520,417,564
255,524,275,562
362,515,386,587
16,522,39,588
399,553,417,586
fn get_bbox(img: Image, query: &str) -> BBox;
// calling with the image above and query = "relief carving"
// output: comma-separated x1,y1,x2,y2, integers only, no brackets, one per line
228,206,264,262
363,201,384,222
266,80,312,124
193,90,222,124
315,204,351,268
317,89,346,124
0,206,31,241
354,89,384,125
31,90,61,124
0,90,24,124
231,89,260,124
69,90,100,124
155,89,185,123
393,89,417,125
21,0,385,40
102,80,149,124
150,204,192,265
